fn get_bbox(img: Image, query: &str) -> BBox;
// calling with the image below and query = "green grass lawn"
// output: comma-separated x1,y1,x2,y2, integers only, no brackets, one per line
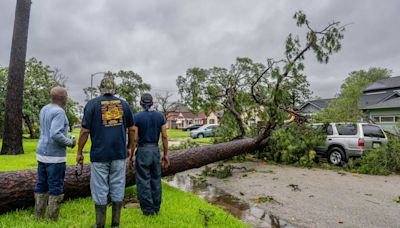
0,129,212,172
0,129,90,172
0,129,245,227
0,184,246,228
167,129,214,144
167,129,190,139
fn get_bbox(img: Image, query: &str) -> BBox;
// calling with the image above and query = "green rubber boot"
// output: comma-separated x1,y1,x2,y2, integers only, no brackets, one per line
48,194,64,221
34,192,48,219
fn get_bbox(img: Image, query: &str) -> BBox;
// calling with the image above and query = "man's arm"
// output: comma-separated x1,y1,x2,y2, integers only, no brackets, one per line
50,111,74,147
127,126,137,168
161,124,169,168
76,127,90,164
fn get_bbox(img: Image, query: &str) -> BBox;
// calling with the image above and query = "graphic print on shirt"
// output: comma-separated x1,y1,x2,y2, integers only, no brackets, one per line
101,100,124,127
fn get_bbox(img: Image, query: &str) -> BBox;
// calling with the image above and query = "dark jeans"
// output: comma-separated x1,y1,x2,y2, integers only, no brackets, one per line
135,147,162,215
34,162,66,196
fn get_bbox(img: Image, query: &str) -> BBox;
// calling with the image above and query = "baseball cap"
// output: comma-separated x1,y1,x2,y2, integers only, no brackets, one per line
99,75,116,95
140,93,153,105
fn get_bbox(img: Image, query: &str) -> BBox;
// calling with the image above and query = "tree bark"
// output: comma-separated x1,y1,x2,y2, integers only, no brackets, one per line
0,138,258,214
1,0,31,155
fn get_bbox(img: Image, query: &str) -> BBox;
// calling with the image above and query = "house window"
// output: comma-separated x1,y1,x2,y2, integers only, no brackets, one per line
380,116,395,123
372,116,397,123
209,119,215,124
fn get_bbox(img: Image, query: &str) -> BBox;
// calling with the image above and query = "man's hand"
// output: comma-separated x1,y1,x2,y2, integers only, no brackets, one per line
127,148,134,169
161,155,170,170
70,138,76,148
76,152,84,165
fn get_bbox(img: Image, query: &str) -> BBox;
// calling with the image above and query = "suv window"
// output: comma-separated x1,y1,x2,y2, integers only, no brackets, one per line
336,124,357,135
326,125,333,135
362,125,385,138
312,124,333,135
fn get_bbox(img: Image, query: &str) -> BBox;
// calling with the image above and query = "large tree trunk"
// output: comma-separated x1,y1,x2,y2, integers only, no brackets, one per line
1,0,31,155
0,138,258,214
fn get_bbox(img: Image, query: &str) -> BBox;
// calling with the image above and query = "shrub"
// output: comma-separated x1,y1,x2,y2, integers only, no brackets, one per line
263,123,325,167
353,133,400,175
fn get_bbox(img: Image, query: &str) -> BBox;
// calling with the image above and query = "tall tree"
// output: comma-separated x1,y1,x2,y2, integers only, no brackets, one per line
1,0,31,155
319,68,391,122
1,59,80,139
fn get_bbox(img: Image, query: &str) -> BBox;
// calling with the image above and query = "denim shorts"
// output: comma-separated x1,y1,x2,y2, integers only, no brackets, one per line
90,159,126,205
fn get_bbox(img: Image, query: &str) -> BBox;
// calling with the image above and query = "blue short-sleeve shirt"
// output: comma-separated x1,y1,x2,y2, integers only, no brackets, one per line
82,95,134,162
134,111,166,146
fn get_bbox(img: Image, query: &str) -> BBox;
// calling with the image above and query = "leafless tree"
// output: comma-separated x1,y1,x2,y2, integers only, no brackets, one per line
155,91,178,119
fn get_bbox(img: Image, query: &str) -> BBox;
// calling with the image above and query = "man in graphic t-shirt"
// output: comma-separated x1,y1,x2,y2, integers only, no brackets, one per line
76,75,135,228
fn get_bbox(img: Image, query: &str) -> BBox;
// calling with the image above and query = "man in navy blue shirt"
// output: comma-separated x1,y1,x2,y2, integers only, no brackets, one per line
76,75,135,227
130,93,169,216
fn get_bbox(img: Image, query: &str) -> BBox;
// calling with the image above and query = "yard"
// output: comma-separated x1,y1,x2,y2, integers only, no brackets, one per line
0,129,213,172
168,129,214,144
0,130,245,228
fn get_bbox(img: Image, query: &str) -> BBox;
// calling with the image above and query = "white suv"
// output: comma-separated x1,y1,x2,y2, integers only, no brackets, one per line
312,123,388,165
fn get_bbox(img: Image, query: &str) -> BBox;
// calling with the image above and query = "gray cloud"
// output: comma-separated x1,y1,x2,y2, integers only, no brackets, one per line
1,0,400,104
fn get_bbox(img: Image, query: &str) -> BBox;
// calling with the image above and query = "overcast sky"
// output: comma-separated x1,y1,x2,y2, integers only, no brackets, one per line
1,0,400,104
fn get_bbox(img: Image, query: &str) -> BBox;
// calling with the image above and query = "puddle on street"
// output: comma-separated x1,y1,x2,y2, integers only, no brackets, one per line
165,174,296,228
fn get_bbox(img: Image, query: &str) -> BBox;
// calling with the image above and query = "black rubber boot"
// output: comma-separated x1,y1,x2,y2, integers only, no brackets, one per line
95,205,107,228
111,202,123,227
34,192,48,219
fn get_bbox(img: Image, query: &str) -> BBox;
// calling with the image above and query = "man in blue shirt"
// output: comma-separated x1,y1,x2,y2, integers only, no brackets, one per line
130,93,170,216
76,76,135,228
34,87,76,221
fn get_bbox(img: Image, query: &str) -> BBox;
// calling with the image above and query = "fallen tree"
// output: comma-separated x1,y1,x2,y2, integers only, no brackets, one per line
0,138,258,214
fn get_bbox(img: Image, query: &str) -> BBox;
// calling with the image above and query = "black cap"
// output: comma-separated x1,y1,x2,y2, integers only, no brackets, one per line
140,93,153,106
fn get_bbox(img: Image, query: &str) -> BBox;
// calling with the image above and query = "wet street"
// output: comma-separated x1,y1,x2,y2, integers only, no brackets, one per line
165,162,400,228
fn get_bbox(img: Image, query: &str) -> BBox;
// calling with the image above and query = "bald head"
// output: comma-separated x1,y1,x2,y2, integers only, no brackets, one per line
51,87,68,107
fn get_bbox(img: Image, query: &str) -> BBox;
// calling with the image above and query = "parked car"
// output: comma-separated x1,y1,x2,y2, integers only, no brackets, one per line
190,124,219,138
312,123,388,165
182,124,203,132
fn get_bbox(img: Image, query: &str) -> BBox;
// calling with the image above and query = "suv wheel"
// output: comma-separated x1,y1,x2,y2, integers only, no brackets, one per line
198,133,204,138
328,147,345,165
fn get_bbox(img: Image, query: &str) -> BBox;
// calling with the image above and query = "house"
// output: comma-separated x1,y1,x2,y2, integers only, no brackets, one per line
361,76,400,133
299,76,400,133
299,98,335,116
166,104,221,129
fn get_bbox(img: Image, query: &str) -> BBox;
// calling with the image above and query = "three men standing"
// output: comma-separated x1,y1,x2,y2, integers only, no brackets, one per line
76,77,135,228
34,77,170,226
34,87,76,221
